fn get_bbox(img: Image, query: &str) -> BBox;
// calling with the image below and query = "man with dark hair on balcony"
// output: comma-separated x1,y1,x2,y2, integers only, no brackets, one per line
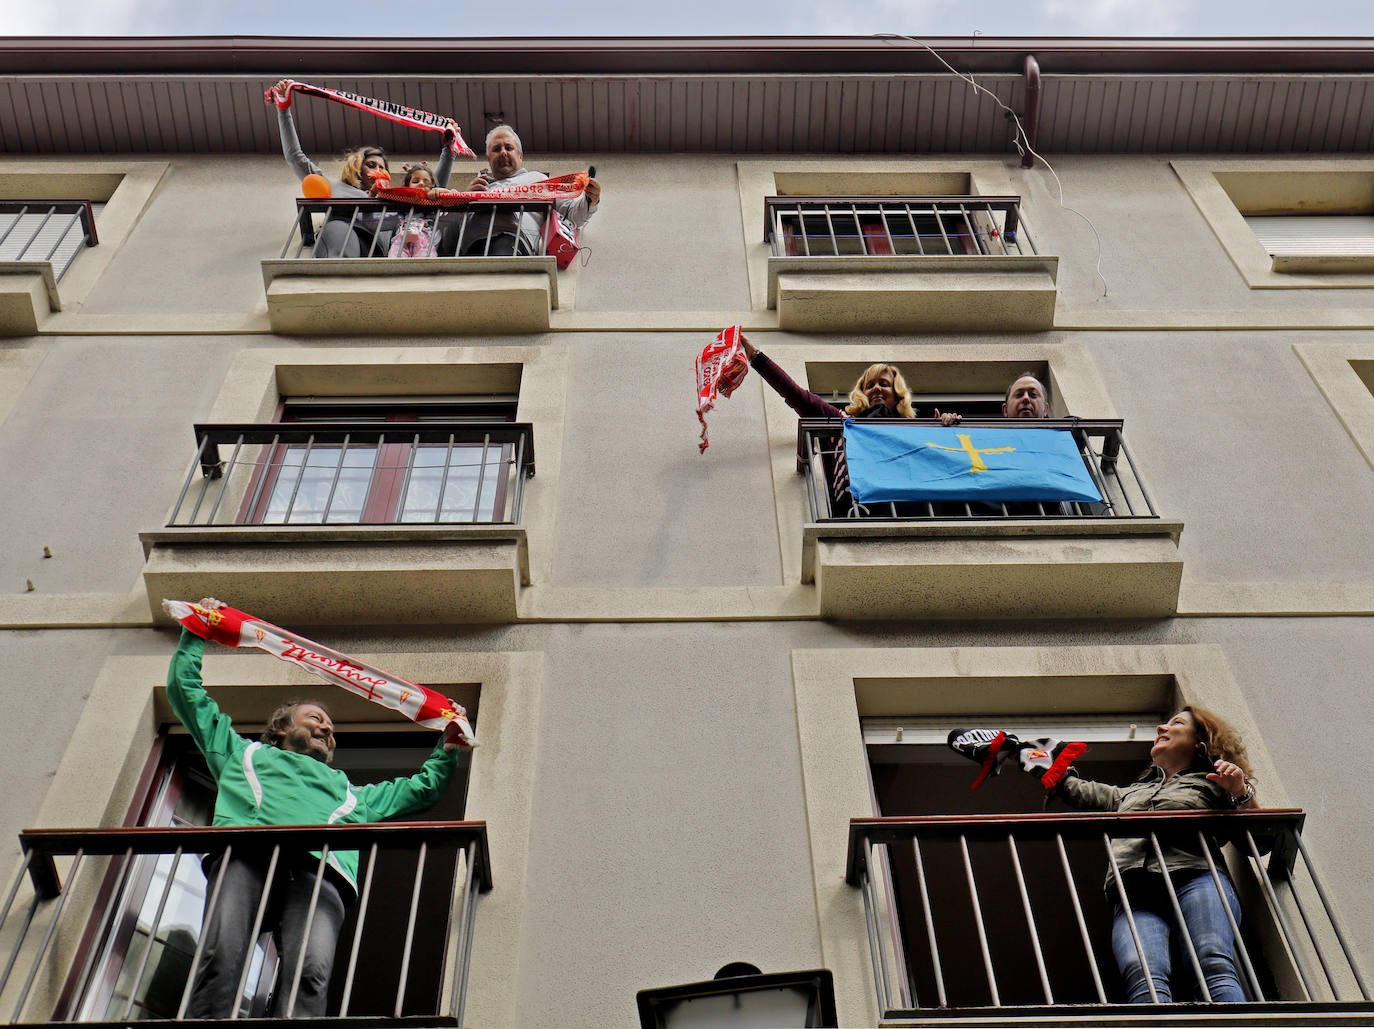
437,124,601,256
1003,373,1052,418
166,598,462,1018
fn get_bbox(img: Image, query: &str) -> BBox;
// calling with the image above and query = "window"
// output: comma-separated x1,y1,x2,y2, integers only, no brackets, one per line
1244,213,1374,271
65,694,478,1022
865,717,1160,1008
242,399,517,526
1173,160,1374,286
0,200,99,280
794,369,1149,523
766,196,1033,259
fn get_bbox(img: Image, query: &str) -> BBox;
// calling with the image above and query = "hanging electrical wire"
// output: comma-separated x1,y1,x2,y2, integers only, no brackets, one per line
876,33,1110,297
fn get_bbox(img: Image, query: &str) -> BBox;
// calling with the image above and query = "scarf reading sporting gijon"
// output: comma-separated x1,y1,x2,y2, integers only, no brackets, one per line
372,172,588,207
266,79,477,159
163,600,477,748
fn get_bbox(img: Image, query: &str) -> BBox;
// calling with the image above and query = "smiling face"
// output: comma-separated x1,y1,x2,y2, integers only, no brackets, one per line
1151,709,1201,774
282,703,336,764
857,367,898,413
1003,376,1050,418
485,129,523,180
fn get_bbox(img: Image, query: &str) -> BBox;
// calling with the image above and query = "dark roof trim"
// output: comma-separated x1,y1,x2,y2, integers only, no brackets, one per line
4,35,1374,76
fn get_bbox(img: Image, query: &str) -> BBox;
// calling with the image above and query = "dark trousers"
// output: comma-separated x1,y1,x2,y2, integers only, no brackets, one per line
188,853,347,1018
313,218,392,259
436,224,526,257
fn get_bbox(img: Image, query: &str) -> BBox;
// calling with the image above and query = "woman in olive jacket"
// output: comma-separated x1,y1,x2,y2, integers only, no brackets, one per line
1056,706,1257,1004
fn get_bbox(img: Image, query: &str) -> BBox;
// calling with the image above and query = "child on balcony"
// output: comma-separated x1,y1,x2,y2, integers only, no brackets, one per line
387,164,444,258
273,77,457,258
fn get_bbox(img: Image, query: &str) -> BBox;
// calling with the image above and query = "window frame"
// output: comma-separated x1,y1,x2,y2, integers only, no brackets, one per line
236,400,517,527
789,643,1286,1025
1174,158,1374,288
57,700,481,1023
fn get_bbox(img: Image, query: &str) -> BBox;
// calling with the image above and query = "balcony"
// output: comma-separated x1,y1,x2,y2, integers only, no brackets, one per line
846,810,1373,1026
797,419,1183,619
0,200,97,334
0,821,492,1026
261,199,562,335
139,421,534,625
763,196,1057,332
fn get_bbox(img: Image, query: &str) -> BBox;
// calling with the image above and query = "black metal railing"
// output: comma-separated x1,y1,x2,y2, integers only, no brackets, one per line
0,822,492,1024
847,811,1372,1019
0,201,98,281
765,195,1037,258
166,422,534,528
281,198,556,259
797,418,1157,521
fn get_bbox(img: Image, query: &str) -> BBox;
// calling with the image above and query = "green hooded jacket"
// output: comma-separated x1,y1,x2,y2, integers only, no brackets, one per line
166,629,460,896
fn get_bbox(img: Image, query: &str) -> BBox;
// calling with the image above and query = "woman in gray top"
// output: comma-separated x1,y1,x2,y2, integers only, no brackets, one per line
1057,706,1257,1004
273,78,456,258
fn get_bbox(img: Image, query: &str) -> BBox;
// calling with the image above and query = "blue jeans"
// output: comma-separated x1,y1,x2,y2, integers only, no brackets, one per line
188,853,347,1017
1111,870,1245,1003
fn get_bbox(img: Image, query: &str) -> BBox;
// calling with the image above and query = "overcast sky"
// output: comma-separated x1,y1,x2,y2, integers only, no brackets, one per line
3,0,1373,39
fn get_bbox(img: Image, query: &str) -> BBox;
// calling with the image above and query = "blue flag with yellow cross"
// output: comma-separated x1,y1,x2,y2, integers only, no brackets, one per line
842,422,1103,504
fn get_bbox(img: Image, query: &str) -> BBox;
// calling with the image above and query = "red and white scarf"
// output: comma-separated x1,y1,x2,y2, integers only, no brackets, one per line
163,600,477,748
695,325,750,454
372,172,588,208
266,79,476,160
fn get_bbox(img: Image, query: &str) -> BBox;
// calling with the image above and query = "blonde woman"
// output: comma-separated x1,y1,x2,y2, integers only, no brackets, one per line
738,335,958,510
273,78,455,258
739,335,956,423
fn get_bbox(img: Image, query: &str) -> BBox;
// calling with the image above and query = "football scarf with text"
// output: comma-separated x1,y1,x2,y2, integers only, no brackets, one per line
163,599,477,748
695,325,750,454
266,79,476,159
372,172,588,208
948,728,1086,790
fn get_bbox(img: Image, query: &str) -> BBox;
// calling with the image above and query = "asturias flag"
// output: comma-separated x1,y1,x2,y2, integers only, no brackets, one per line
843,423,1103,504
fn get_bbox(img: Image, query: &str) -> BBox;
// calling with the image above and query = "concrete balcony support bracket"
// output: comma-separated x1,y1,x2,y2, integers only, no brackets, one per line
261,257,558,335
805,519,1185,619
768,255,1058,332
139,526,529,625
0,265,60,335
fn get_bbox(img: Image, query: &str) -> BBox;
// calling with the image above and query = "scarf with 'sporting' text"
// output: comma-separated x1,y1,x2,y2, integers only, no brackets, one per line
163,599,477,748
267,79,476,160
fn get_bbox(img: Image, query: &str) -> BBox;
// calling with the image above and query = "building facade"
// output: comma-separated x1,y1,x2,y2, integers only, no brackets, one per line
1,34,1373,1028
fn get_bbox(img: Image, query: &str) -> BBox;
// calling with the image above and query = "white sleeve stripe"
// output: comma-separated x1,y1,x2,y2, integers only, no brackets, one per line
242,742,264,810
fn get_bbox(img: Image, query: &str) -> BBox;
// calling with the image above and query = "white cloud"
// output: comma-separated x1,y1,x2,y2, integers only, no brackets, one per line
0,0,177,34
1042,0,1195,35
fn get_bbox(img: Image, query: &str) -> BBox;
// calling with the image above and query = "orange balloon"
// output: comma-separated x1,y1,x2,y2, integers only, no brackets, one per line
301,173,331,198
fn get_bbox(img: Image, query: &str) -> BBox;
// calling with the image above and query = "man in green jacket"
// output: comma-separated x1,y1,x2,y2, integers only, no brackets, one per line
167,599,462,1017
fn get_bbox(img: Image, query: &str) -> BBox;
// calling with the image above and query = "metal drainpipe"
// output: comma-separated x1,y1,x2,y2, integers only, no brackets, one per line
1021,53,1041,168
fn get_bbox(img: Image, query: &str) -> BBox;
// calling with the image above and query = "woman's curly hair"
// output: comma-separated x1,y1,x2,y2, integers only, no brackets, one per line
845,363,916,418
1183,704,1258,803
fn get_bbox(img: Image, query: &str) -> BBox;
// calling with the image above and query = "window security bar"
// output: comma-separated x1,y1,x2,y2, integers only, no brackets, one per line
846,811,1373,1019
0,201,98,282
166,422,534,528
0,822,492,1024
764,195,1036,258
281,198,556,259
796,418,1156,521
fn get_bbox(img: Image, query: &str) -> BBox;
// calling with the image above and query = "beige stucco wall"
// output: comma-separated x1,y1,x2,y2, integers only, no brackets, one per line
1,144,1374,1027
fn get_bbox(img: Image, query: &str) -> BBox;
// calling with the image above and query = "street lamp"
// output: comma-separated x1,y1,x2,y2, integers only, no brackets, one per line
636,962,837,1028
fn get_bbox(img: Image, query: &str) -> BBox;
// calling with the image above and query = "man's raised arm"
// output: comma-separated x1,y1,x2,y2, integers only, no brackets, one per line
165,598,243,777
